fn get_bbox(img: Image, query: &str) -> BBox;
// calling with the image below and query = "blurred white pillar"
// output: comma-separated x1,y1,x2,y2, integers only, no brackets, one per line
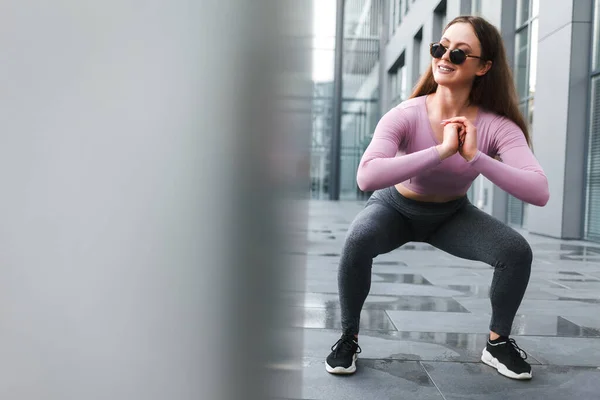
0,1,311,399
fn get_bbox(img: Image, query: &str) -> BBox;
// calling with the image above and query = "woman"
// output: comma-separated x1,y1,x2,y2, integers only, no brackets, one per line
325,16,548,381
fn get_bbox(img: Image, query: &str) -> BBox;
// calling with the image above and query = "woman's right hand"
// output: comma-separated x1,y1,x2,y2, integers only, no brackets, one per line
436,122,464,160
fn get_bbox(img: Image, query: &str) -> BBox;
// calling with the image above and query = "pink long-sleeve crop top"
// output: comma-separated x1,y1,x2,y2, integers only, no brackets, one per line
357,95,549,206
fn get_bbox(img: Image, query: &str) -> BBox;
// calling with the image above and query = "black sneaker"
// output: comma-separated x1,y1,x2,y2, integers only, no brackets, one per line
481,337,532,380
325,334,361,374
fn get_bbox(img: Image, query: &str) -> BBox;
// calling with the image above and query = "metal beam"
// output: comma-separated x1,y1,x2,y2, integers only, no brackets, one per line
330,0,345,200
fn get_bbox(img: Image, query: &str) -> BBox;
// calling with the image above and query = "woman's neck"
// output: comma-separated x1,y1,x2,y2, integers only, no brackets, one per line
429,86,472,119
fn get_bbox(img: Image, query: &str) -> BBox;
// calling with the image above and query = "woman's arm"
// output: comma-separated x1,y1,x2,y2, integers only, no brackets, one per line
357,107,443,191
468,124,549,206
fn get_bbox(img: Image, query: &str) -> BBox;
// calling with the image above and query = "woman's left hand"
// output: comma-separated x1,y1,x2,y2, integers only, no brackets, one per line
441,116,478,161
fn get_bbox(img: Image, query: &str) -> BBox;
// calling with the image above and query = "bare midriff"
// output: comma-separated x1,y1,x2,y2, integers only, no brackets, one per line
394,183,466,203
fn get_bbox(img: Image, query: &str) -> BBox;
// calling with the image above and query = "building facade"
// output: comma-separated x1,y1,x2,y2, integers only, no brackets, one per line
311,0,600,241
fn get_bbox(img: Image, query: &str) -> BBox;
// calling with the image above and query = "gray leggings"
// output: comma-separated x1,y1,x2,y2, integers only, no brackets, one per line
339,187,532,337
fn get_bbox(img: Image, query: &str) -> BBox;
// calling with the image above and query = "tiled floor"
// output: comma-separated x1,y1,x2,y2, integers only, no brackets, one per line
294,200,600,400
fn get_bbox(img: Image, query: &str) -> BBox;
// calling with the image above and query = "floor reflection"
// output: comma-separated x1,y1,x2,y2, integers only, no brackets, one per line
399,244,436,251
300,303,396,331
364,296,469,312
558,297,600,304
557,278,600,282
295,292,470,312
373,273,433,285
373,260,407,266
556,317,600,337
509,315,600,337
445,284,490,298
394,331,482,350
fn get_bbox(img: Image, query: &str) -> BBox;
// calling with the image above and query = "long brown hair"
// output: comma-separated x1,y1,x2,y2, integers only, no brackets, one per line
410,16,530,145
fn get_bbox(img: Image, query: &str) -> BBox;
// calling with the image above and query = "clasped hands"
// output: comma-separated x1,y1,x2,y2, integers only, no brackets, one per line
436,117,478,162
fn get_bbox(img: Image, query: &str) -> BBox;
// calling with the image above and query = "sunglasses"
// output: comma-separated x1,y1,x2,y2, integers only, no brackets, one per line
429,42,482,65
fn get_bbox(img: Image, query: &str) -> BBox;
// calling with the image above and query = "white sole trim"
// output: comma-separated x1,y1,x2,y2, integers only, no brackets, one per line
481,348,532,380
326,354,357,375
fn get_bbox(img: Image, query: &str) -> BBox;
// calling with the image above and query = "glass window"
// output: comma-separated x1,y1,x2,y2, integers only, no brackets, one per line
397,0,403,25
412,34,422,86
515,27,530,100
389,64,407,106
433,1,447,45
507,195,524,225
594,0,600,71
529,18,538,97
519,102,528,123
516,0,530,27
400,65,408,100
585,76,600,239
511,0,539,227
527,97,534,135
390,0,398,35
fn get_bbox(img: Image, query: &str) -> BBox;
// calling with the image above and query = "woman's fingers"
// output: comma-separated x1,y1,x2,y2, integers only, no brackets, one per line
441,116,473,128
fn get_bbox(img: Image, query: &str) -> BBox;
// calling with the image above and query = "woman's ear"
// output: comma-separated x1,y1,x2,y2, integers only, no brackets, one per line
476,60,492,77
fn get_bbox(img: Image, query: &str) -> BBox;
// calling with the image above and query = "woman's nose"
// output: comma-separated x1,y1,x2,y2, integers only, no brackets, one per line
441,48,451,61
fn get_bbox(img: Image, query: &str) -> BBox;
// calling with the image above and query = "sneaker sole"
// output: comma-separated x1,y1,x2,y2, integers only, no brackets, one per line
325,354,357,375
481,348,532,380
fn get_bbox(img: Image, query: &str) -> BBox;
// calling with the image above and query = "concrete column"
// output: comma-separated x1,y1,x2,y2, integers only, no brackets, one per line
527,0,594,238
470,0,504,219
380,0,391,115
487,0,518,222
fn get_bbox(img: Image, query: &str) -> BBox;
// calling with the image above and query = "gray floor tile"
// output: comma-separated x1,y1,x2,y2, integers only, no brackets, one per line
304,281,467,296
542,288,600,300
438,284,492,298
385,310,597,337
386,311,491,334
557,281,600,290
368,283,465,297
510,314,600,337
457,298,600,318
514,336,600,367
371,272,433,285
562,315,600,330
287,292,469,312
422,362,600,400
297,307,396,331
302,358,444,400
421,273,492,287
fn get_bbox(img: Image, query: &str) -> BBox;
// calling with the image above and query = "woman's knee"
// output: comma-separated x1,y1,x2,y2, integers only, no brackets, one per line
344,221,380,253
494,234,533,269
513,235,533,265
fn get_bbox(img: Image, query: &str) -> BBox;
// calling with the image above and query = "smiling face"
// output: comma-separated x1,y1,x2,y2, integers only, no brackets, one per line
432,22,491,88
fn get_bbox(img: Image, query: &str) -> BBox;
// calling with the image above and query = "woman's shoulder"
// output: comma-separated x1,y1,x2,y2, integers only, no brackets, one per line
395,95,427,111
477,108,522,132
386,96,426,122
376,96,426,135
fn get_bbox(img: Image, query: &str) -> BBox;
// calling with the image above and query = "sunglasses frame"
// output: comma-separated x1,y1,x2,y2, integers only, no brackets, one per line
429,42,482,65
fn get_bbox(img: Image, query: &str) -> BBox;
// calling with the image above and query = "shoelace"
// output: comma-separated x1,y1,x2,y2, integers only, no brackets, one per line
331,336,362,358
508,338,528,360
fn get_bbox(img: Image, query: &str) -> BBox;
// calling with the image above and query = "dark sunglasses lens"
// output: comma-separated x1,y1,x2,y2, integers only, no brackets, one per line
449,49,467,64
431,44,446,58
